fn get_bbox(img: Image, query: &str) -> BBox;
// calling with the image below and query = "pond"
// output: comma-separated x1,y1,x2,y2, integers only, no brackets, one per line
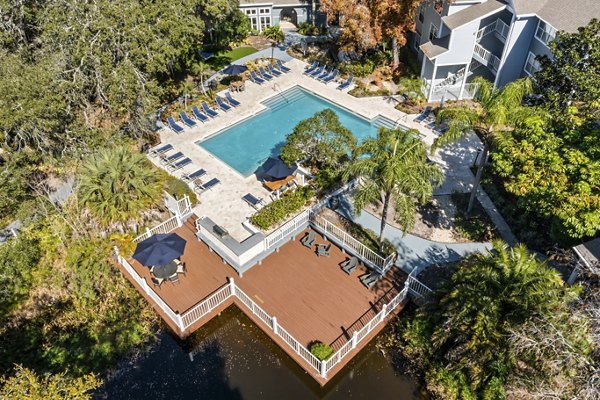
96,307,421,399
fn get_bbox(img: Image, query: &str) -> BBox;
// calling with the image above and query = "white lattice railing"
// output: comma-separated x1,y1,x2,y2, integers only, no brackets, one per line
264,210,311,249
134,215,180,243
309,214,388,270
406,274,433,298
180,283,233,327
473,43,500,72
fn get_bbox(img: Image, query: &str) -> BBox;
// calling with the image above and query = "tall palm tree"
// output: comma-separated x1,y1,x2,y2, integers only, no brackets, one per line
343,127,443,243
433,76,532,215
78,146,162,227
262,26,285,60
407,241,574,397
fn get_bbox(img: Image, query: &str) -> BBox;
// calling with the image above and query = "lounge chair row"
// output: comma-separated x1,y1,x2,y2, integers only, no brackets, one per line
148,145,221,192
299,231,383,288
165,94,242,133
303,61,354,90
249,60,291,85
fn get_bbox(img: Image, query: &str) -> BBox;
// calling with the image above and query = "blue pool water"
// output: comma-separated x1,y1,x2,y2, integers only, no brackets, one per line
198,86,396,177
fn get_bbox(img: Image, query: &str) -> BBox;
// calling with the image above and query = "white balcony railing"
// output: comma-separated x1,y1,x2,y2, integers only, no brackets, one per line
473,43,500,72
476,18,510,42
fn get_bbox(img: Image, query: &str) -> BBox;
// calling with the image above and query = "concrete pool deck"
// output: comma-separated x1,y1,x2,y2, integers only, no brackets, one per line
152,58,454,241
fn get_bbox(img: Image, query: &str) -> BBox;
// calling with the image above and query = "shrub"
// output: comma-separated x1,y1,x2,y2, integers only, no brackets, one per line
162,173,198,204
310,342,334,361
297,22,322,36
250,186,314,230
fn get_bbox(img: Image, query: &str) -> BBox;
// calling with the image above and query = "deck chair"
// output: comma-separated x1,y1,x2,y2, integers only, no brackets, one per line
191,106,209,122
341,257,359,275
413,106,432,123
300,231,316,248
166,116,184,133
250,71,265,84
242,193,265,209
309,65,325,77
179,111,197,127
317,66,333,80
160,151,183,165
277,59,291,73
225,92,241,107
303,61,318,75
195,177,220,192
182,168,206,182
322,69,339,83
216,96,232,112
258,67,273,80
360,272,381,289
149,143,173,157
316,243,331,257
151,276,164,288
268,64,283,77
176,263,186,275
168,157,191,171
168,274,180,285
337,75,354,90
202,102,218,118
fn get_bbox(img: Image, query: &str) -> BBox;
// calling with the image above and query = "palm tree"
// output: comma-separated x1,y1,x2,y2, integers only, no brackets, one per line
262,26,285,60
78,146,162,227
343,127,443,243
433,76,532,215
190,60,210,95
407,241,573,397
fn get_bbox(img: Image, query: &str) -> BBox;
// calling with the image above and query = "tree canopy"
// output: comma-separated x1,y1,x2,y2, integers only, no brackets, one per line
280,109,356,168
401,241,592,399
343,127,443,242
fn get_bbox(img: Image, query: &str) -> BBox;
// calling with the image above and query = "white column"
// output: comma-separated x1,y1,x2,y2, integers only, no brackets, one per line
428,61,438,101
458,62,470,100
380,304,388,322
176,312,185,331
320,360,327,378
272,316,278,335
229,277,236,295
351,331,358,349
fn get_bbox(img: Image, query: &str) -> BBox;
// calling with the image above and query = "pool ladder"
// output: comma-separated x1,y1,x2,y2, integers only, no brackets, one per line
273,83,289,103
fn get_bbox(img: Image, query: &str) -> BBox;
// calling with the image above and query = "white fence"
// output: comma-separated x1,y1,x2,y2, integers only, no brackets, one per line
264,210,310,249
180,283,233,327
134,194,192,243
134,216,181,243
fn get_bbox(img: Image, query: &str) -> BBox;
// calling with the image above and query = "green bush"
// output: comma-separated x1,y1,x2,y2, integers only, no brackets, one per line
0,234,41,314
162,173,198,204
310,342,334,361
250,186,313,230
339,51,389,77
297,22,322,36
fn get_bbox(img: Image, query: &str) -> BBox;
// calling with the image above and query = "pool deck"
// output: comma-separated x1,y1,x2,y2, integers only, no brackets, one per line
151,58,441,241
118,217,407,384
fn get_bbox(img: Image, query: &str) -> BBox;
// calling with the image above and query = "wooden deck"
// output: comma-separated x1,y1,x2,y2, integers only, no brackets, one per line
118,217,407,384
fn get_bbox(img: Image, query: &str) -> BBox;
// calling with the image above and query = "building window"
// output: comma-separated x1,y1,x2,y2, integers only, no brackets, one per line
524,52,541,75
535,20,556,45
434,0,443,15
415,32,421,48
244,9,257,15
260,16,271,30
259,8,270,15
429,24,438,41
249,16,258,30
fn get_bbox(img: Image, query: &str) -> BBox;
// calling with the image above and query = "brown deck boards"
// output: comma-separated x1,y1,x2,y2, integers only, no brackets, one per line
118,217,407,384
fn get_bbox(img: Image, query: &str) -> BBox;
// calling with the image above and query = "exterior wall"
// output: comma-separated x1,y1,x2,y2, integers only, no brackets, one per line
495,15,536,86
435,19,480,65
240,2,317,32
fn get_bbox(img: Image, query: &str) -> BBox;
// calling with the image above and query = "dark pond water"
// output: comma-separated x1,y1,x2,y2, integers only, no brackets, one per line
96,307,421,400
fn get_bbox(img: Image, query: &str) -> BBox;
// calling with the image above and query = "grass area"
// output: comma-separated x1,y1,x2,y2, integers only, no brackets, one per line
206,46,258,70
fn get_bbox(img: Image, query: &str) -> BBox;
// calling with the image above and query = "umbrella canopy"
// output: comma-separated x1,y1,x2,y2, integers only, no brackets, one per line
222,64,248,75
263,157,296,180
199,50,214,60
132,233,186,267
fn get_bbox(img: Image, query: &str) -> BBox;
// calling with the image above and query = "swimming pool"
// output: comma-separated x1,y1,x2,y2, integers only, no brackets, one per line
198,86,397,177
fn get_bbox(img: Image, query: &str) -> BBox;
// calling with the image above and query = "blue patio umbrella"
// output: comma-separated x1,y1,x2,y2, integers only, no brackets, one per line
199,50,214,60
132,233,187,267
221,64,248,75
263,157,297,180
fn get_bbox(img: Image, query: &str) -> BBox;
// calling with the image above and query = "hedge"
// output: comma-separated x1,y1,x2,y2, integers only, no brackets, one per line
250,186,314,230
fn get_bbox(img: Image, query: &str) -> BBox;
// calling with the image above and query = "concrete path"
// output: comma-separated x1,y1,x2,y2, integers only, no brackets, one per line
335,196,492,275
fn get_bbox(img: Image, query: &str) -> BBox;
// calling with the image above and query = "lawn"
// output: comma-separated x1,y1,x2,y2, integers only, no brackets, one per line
206,46,258,69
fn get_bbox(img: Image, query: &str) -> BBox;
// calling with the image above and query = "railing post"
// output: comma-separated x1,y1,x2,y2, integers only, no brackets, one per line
146,227,152,237
272,316,278,335
380,304,387,322
229,277,235,295
351,331,358,349
320,360,327,378
176,312,185,331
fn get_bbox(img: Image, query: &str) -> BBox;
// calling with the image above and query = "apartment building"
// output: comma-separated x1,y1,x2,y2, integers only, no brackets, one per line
412,0,600,102
239,0,325,32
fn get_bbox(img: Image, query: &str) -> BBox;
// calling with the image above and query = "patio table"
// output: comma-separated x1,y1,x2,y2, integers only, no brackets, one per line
152,260,178,280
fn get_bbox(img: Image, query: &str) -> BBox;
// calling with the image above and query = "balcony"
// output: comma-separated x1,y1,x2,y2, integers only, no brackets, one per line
473,43,500,73
476,18,510,43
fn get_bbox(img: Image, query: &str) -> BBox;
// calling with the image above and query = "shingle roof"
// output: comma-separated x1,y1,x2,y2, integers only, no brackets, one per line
420,35,451,59
442,0,507,30
512,0,600,32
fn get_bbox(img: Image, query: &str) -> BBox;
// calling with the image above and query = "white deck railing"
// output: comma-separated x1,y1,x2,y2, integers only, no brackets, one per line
180,283,233,327
322,287,408,374
134,216,181,243
309,214,389,271
473,43,500,72
263,209,311,249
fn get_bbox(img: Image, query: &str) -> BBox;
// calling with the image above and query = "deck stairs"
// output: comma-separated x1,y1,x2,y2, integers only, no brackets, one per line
371,115,405,131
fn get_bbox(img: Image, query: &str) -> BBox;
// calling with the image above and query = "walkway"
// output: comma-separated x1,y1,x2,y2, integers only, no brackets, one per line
335,195,492,274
